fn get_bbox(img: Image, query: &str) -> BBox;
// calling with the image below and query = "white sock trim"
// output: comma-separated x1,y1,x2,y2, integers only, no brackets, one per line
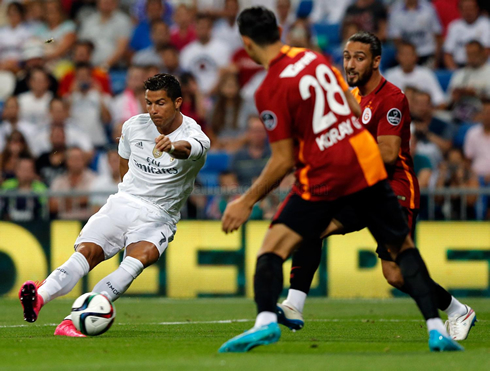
255,311,277,328
444,297,467,318
426,318,448,336
285,289,307,313
119,257,144,279
72,252,90,275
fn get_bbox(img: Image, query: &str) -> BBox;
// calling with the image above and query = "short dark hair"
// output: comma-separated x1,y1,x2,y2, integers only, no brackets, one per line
7,2,26,19
144,73,182,101
237,7,280,46
348,31,382,59
75,62,92,71
398,40,416,53
196,13,213,23
75,40,95,53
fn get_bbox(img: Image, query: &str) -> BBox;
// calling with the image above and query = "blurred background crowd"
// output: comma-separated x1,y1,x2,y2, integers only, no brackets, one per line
0,0,489,222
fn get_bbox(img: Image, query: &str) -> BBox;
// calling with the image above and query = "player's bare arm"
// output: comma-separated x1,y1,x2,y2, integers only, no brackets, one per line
154,135,192,160
377,135,401,166
222,138,295,234
119,156,129,180
345,91,361,118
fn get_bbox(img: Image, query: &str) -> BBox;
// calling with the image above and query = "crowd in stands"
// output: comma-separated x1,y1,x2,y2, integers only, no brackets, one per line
0,0,489,222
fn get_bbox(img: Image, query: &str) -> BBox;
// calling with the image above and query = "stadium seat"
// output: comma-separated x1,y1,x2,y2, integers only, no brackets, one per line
380,44,397,72
313,23,341,52
435,69,453,92
109,70,128,95
296,0,313,18
453,123,474,148
198,151,231,188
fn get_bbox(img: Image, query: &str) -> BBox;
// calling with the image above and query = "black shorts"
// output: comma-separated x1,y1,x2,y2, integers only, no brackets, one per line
271,180,410,257
334,205,418,261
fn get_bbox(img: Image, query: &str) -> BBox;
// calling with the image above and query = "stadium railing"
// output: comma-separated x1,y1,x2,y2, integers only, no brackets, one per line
1,188,489,222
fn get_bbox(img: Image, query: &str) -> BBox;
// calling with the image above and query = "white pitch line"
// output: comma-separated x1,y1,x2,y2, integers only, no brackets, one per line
1,318,485,329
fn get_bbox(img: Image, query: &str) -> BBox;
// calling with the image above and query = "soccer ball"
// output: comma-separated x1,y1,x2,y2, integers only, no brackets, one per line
71,293,116,336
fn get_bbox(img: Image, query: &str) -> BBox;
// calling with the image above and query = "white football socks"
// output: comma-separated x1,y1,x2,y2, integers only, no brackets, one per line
443,297,468,318
255,311,277,328
284,289,307,313
91,257,144,302
38,252,90,304
426,318,449,336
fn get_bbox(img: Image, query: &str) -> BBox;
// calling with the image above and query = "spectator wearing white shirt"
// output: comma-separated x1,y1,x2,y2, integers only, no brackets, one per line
68,63,112,149
18,67,53,128
181,13,232,95
276,0,294,43
0,96,37,153
89,149,120,213
30,97,94,158
464,99,490,185
78,0,133,68
49,146,97,220
385,41,446,108
388,0,443,66
310,0,355,24
110,65,146,126
443,0,490,70
212,0,243,53
132,20,171,69
0,2,32,73
447,40,490,122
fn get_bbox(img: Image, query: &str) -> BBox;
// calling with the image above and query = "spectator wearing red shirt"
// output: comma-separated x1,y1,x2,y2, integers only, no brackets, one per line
170,4,196,51
58,40,111,97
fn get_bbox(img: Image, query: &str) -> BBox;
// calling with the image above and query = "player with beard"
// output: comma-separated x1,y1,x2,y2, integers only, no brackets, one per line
277,31,476,342
218,8,462,353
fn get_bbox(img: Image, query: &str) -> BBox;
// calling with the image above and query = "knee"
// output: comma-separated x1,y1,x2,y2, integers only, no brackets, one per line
76,243,104,270
127,244,159,268
383,268,404,289
385,274,404,289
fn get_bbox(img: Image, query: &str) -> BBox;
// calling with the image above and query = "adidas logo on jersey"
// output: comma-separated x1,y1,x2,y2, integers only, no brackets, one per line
135,142,143,149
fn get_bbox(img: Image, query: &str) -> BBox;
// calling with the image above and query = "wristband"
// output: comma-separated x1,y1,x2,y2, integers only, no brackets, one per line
168,144,175,154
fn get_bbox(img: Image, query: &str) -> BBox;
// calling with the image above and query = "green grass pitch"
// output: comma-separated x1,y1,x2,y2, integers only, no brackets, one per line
1,297,489,371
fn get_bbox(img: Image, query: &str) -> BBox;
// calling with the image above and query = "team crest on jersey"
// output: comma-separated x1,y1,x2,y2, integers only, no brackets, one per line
261,111,277,131
152,145,163,158
362,107,372,124
387,108,402,126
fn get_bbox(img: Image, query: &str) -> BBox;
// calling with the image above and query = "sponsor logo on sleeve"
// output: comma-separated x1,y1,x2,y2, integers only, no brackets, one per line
361,107,372,124
386,108,402,126
261,111,278,131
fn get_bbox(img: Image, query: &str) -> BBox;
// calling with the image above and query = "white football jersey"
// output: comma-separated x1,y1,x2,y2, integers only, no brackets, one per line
118,113,210,223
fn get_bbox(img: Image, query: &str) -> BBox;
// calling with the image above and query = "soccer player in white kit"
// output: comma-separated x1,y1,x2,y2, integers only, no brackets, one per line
19,74,210,337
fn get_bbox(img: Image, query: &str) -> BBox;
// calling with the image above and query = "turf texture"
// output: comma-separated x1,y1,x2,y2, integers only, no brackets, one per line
1,297,489,371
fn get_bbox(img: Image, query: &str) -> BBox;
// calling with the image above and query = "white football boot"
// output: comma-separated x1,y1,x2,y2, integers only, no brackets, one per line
445,305,477,341
276,301,304,330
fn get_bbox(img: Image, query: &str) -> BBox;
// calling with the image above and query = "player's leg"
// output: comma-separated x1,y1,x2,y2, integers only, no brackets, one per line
219,224,302,352
356,180,462,351
91,241,158,302
279,206,365,330
277,238,322,330
378,207,475,340
19,242,103,323
219,194,334,352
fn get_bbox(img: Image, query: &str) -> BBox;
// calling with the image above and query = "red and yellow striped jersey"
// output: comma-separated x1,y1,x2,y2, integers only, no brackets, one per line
255,46,387,201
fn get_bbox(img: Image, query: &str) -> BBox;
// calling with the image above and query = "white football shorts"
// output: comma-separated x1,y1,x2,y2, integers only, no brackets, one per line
74,192,175,259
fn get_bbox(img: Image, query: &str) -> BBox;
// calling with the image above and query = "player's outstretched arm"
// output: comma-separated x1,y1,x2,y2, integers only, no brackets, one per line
222,138,295,234
155,135,194,160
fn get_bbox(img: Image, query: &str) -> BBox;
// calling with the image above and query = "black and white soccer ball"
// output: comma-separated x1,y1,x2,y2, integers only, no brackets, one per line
71,292,116,336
